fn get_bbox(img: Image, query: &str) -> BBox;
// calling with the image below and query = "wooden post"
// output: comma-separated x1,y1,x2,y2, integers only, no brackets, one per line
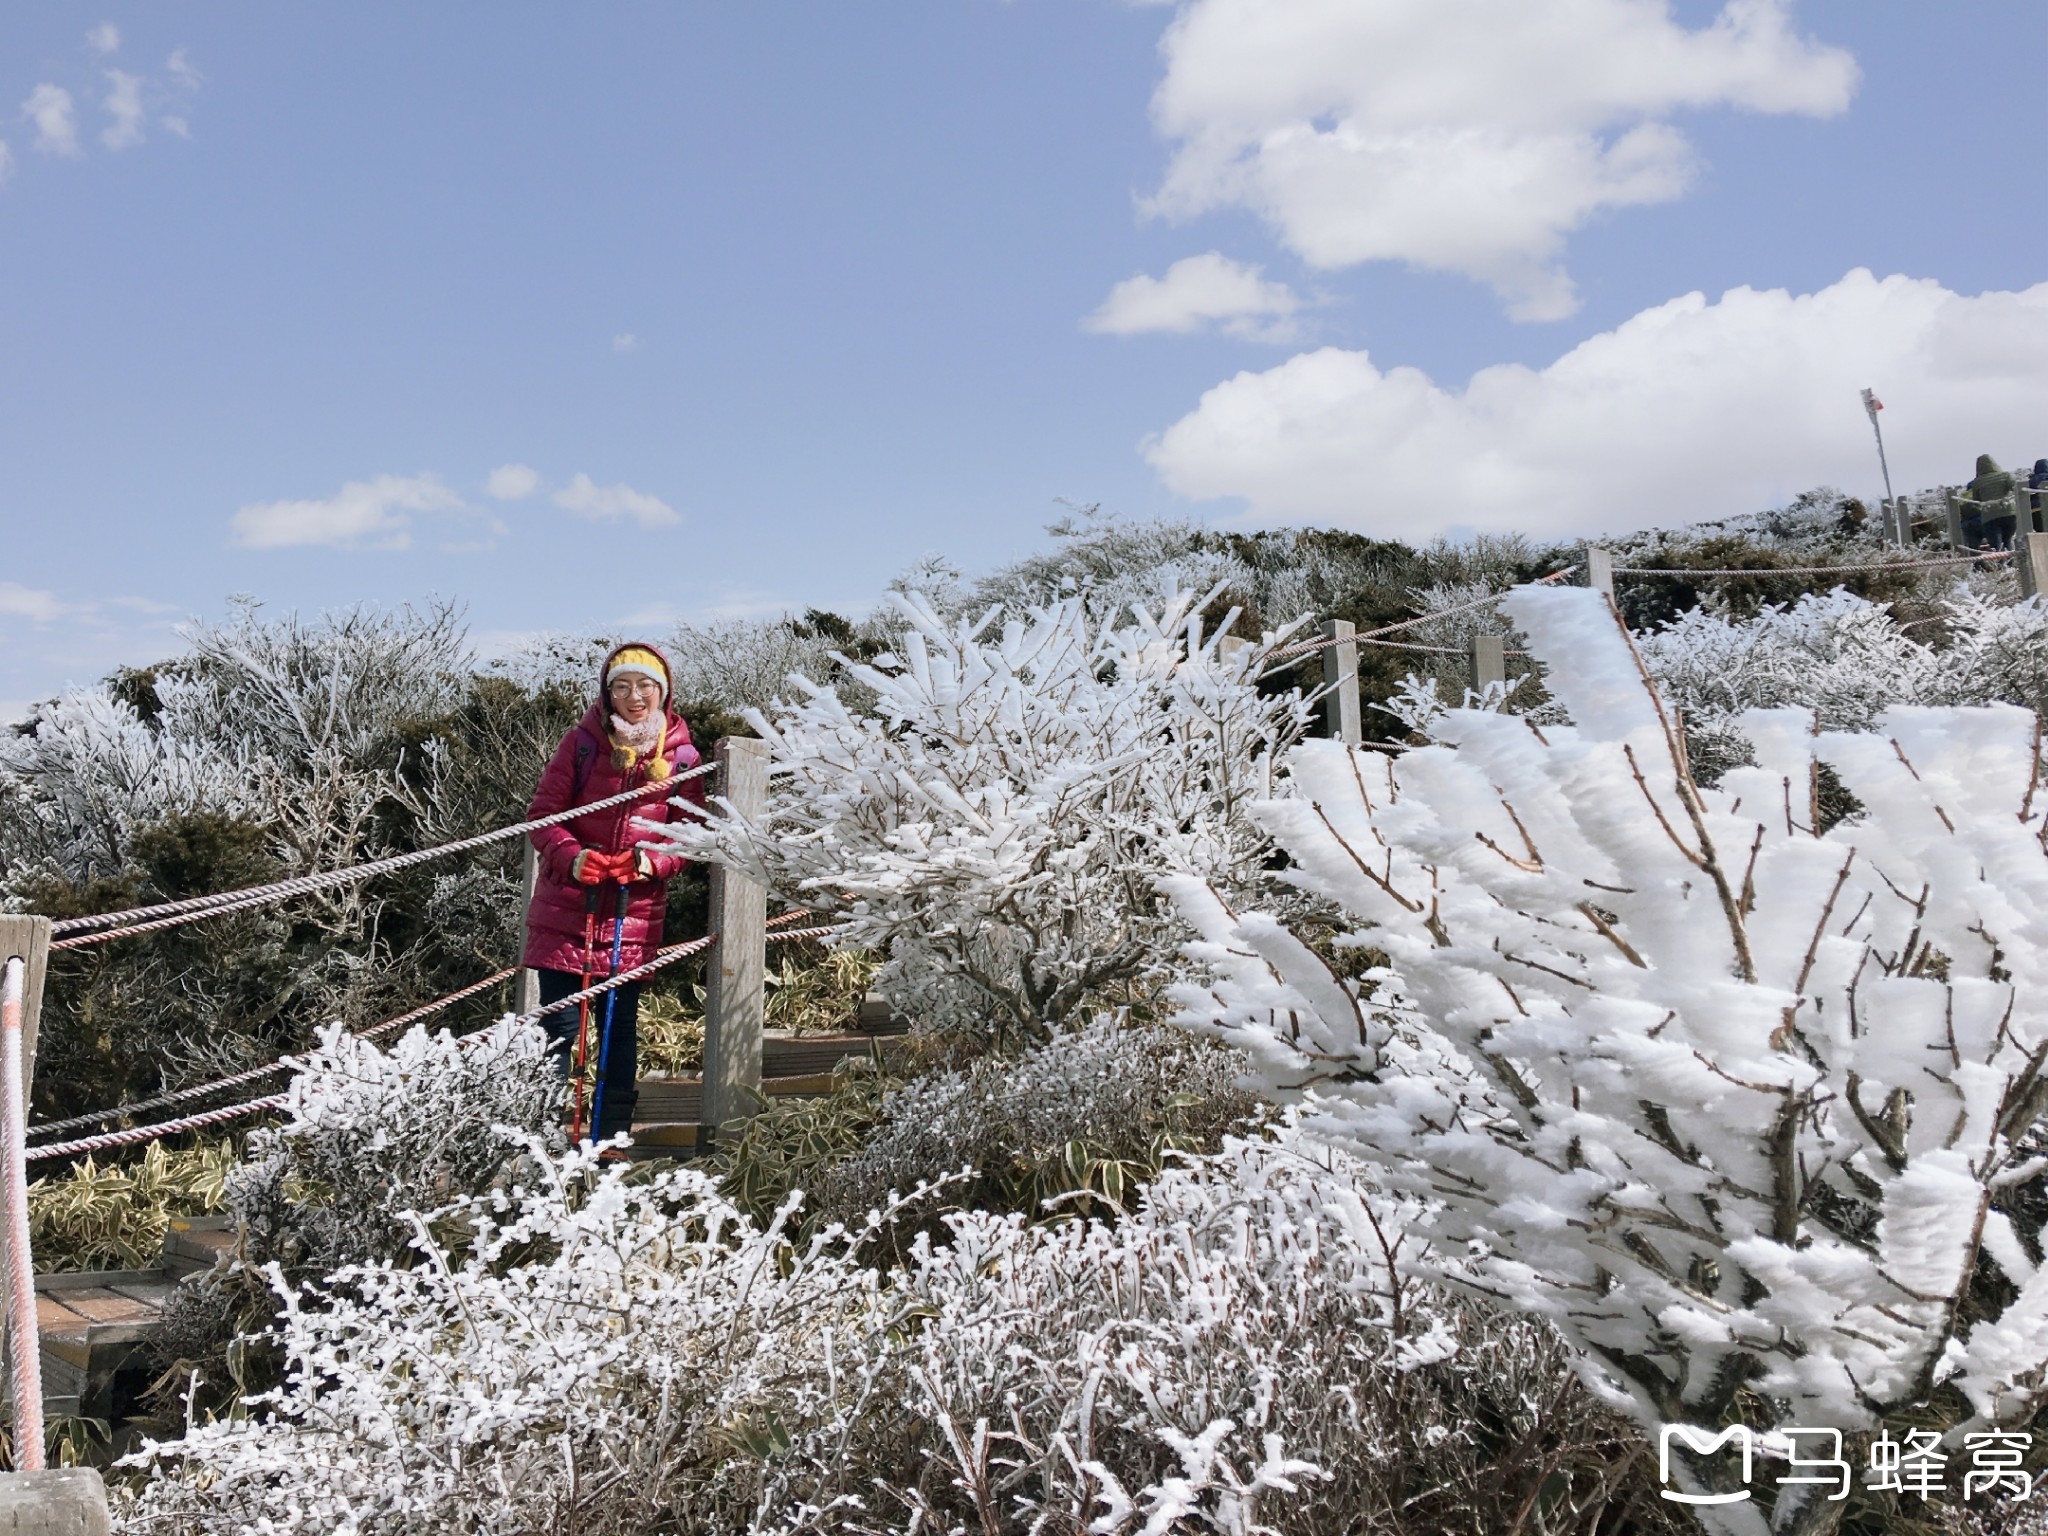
1320,619,1360,747
1584,545,1615,605
2018,532,2048,601
0,918,51,1109
1945,488,1965,548
701,738,768,1142
1468,634,1506,694
514,843,540,1017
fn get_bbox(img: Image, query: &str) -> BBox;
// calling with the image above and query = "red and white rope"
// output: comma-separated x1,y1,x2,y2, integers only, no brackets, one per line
1361,638,1532,658
1610,551,2013,579
26,963,528,1141
27,1093,292,1163
1267,567,1579,665
48,757,721,943
28,915,844,1162
32,908,814,1146
2,957,45,1460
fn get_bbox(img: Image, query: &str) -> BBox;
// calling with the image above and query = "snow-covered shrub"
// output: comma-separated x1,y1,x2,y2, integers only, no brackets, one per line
1169,583,2048,1532
803,1017,1260,1237
866,1127,1656,1536
657,587,1309,1044
121,1124,1654,1536
1,597,467,898
0,687,250,886
2,601,575,1122
664,615,852,714
125,1144,891,1536
231,1017,564,1271
1643,587,2048,737
151,1020,563,1411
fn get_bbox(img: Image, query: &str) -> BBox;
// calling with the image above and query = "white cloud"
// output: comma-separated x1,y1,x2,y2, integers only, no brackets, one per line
1086,252,1303,341
612,333,640,353
486,463,541,500
166,50,201,93
1145,0,1857,319
101,70,145,150
86,23,120,56
1145,270,2048,537
0,141,13,184
553,473,679,528
0,582,67,623
229,473,469,550
22,85,80,156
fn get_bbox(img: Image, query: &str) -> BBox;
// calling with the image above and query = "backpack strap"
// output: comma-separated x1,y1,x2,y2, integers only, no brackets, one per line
569,726,603,800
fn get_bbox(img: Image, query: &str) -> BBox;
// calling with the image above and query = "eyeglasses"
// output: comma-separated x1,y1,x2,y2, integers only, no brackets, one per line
608,677,665,697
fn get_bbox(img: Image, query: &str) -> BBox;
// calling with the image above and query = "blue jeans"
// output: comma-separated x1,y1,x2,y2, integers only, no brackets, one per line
537,968,640,1141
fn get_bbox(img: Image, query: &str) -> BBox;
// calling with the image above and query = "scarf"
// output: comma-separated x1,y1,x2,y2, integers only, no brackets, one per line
608,712,671,780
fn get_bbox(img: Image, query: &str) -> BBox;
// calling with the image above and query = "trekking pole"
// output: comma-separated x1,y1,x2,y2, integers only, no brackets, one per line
589,880,630,1147
568,894,599,1143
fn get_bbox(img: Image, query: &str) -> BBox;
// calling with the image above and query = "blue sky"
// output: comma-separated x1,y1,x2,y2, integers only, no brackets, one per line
2,2,2042,719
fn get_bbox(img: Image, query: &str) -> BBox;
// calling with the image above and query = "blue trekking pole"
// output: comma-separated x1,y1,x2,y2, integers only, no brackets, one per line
588,880,631,1147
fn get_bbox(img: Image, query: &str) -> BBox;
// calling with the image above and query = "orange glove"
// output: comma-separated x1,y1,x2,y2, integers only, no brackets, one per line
572,849,634,885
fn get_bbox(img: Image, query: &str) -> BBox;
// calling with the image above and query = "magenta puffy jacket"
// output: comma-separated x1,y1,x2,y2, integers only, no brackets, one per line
520,692,706,975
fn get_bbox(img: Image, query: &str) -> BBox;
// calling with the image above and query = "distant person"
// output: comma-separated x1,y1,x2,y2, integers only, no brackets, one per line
522,643,705,1144
2030,458,2048,534
1965,453,2019,552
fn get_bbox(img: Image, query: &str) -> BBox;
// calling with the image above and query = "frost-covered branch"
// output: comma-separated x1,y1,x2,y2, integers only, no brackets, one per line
1169,584,2048,1534
653,588,1310,1043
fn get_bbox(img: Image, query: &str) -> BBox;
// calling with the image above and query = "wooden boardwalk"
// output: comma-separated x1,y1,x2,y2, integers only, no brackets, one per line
27,1021,911,1419
34,1217,234,1420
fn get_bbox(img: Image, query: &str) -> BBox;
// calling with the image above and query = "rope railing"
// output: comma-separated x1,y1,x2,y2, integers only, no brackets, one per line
25,908,828,1161
24,963,527,1141
1266,566,1580,665
48,757,722,944
1609,551,2014,579
25,938,719,1164
26,1094,291,1164
1360,638,1531,658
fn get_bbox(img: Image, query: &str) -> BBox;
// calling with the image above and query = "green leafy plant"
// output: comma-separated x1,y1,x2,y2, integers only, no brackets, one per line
27,1140,236,1273
0,1413,113,1472
639,947,882,1079
636,986,705,1076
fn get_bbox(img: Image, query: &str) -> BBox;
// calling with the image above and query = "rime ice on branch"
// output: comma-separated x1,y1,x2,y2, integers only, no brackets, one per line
1168,584,2048,1532
653,587,1309,1044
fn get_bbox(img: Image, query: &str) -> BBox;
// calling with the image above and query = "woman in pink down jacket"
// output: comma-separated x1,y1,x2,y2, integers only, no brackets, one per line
523,642,706,1142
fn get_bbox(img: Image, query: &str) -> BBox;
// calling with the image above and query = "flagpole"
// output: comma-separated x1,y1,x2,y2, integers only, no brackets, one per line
1862,387,1897,543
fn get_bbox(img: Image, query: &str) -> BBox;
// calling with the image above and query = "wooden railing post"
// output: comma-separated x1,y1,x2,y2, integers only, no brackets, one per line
1468,634,1506,694
1320,619,1360,747
2018,532,2048,602
701,738,768,1143
1945,488,1965,548
0,919,51,1111
1584,545,1615,605
514,843,540,1017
